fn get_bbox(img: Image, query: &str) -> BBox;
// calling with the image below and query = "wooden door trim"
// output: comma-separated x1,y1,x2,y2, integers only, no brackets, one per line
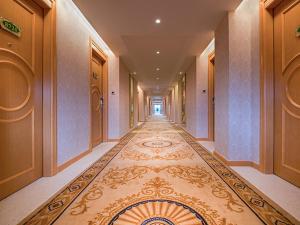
29,0,58,176
208,51,215,141
129,75,134,128
264,0,283,9
34,0,53,8
259,0,284,173
89,38,108,147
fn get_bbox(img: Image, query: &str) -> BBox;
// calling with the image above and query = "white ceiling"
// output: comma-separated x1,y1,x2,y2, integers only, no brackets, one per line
73,0,241,95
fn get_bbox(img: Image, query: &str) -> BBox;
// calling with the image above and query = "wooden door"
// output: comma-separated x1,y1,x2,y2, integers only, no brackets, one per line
208,52,215,141
91,53,103,147
274,0,300,187
0,0,43,199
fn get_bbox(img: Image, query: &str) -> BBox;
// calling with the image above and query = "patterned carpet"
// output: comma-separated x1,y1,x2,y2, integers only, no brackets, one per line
25,116,293,225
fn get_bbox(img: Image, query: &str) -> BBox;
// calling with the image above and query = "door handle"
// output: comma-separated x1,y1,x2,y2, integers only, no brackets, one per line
100,97,104,110
93,72,98,80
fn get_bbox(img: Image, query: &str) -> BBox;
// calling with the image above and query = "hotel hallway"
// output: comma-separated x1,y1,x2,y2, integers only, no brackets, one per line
24,116,292,224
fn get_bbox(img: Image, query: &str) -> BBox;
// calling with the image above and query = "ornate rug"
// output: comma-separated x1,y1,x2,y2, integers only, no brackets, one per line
24,117,293,225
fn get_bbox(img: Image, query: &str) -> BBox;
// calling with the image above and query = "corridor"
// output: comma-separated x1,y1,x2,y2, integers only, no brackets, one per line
1,0,300,224
24,116,291,224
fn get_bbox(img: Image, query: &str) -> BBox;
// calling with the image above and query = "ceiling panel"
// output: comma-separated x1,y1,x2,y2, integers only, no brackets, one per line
73,0,241,95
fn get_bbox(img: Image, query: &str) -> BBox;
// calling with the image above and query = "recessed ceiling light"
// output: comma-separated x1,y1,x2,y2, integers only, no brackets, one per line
133,72,137,75
156,51,160,54
156,68,160,71
179,72,183,75
156,77,160,80
155,19,161,24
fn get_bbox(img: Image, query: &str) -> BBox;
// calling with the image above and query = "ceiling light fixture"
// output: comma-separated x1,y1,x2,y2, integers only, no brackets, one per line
155,19,161,24
156,68,160,71
156,51,160,54
179,72,183,75
133,72,137,75
156,77,160,80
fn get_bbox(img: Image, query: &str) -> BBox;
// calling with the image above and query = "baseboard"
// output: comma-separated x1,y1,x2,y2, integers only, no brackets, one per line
107,123,144,143
57,148,92,173
213,150,260,169
195,137,210,141
107,138,120,142
176,125,211,142
178,125,260,171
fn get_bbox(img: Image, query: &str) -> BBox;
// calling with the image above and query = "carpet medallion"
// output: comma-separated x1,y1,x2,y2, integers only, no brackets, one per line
24,117,293,225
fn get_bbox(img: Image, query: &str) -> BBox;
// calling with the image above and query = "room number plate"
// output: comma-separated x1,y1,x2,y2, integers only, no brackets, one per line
0,17,21,37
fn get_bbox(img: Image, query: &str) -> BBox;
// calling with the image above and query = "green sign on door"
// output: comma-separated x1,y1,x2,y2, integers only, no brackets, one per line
297,26,300,38
0,17,21,37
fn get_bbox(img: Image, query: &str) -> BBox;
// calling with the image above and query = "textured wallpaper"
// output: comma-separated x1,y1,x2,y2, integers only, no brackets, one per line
214,0,260,163
56,0,119,166
138,86,145,122
119,60,130,137
215,14,230,158
185,61,197,136
196,40,215,138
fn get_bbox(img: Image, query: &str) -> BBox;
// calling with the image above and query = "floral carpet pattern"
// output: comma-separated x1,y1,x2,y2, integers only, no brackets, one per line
25,117,293,225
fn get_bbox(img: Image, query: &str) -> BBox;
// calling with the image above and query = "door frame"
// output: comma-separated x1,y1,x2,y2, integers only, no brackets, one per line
129,74,134,128
259,0,284,173
89,38,108,148
208,51,215,141
31,0,57,176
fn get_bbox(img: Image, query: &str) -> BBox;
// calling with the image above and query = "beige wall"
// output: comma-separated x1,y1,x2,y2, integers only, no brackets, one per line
146,96,150,119
174,84,180,123
56,0,120,166
56,0,143,166
138,86,145,122
196,40,215,138
165,95,170,119
215,14,230,158
175,83,182,124
119,60,130,137
185,60,197,136
170,88,176,121
119,62,141,136
215,0,260,163
133,79,139,126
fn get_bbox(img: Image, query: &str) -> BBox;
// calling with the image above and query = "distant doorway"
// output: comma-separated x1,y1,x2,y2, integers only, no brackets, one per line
208,52,215,141
154,105,161,115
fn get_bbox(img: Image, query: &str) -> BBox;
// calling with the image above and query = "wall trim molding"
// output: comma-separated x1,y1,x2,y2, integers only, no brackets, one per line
57,148,92,173
263,0,283,9
40,0,57,176
259,0,284,173
179,124,260,170
107,123,143,143
213,150,260,170
107,139,120,142
177,124,209,141
35,0,53,8
207,51,215,141
57,122,144,172
195,137,210,141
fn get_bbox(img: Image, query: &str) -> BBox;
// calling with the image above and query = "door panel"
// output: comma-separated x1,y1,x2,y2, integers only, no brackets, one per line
274,0,300,187
91,55,103,147
0,0,43,199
